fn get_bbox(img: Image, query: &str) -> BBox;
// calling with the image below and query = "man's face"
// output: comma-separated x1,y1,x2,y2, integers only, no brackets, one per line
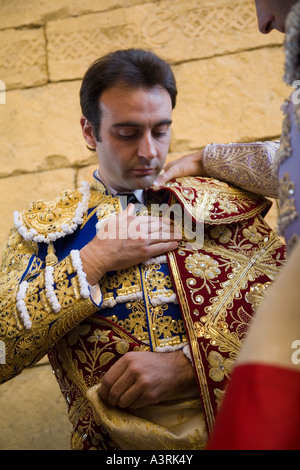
82,85,172,192
254,0,297,34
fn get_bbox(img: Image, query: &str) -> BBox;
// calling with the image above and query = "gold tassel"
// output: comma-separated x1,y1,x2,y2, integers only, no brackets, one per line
46,242,58,265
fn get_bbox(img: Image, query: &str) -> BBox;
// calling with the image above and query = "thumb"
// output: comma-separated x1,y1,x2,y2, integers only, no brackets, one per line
126,203,136,216
153,168,176,187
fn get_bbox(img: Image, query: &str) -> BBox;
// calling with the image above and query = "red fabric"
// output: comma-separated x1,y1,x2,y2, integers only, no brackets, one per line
207,363,300,450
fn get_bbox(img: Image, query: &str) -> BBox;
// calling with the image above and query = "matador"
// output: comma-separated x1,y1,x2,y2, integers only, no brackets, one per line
0,48,286,450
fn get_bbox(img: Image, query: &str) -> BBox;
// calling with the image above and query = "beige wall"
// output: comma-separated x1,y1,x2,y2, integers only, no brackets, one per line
0,0,289,450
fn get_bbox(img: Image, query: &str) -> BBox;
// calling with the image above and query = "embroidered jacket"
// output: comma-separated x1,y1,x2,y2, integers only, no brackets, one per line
0,175,286,449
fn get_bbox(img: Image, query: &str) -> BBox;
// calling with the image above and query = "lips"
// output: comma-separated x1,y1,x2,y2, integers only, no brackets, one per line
132,168,155,175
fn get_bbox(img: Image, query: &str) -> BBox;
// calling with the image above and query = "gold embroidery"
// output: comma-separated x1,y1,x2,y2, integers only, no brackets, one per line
245,282,272,310
210,225,232,244
0,226,97,384
107,302,149,344
202,142,279,198
22,190,81,234
99,259,184,349
185,253,221,281
52,316,150,450
207,351,234,383
162,177,272,224
167,214,285,433
150,176,272,225
80,188,121,229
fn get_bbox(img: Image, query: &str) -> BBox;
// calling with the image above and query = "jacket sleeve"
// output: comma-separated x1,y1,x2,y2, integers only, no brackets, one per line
0,226,98,384
202,141,279,198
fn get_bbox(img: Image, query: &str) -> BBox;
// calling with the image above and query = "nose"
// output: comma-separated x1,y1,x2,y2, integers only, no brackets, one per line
258,12,275,34
137,133,157,160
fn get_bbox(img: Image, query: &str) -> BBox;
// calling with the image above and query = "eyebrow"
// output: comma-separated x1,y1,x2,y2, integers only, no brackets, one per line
112,119,172,128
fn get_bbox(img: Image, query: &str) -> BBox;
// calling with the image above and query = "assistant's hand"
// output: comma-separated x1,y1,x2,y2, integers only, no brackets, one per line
98,350,196,409
80,204,181,285
154,150,205,186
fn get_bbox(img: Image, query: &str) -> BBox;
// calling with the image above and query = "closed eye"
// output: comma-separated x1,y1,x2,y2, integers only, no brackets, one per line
112,120,172,140
152,123,171,138
118,128,139,139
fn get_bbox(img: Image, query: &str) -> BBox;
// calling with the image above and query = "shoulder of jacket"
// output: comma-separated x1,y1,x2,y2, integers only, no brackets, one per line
14,182,91,244
149,176,271,225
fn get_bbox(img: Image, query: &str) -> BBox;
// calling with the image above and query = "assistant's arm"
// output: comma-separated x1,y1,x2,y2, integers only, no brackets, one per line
202,141,279,197
155,141,279,198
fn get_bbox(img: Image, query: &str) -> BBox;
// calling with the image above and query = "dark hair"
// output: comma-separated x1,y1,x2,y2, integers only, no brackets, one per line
80,48,177,141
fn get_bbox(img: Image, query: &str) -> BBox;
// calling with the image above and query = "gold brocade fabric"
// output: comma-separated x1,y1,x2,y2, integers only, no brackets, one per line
87,383,207,450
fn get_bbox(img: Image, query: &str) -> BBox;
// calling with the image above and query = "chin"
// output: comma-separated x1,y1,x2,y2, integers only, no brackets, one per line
135,175,158,189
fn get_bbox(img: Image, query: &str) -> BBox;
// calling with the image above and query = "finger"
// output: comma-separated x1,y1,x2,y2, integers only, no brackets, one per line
153,165,180,186
127,217,169,238
107,374,136,408
117,382,144,409
133,222,181,241
126,203,135,216
146,240,179,256
99,358,128,402
146,228,181,241
126,391,156,410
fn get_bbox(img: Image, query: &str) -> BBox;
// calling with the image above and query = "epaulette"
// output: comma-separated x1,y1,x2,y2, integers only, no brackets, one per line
149,176,271,225
14,181,91,244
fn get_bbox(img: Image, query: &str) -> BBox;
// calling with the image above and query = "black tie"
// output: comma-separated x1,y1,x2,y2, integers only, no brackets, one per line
119,193,139,206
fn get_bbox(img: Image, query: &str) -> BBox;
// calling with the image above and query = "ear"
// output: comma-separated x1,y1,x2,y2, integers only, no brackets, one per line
80,116,97,149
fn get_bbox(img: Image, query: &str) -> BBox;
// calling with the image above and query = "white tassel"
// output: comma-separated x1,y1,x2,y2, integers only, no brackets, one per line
16,281,32,330
70,250,90,299
45,265,61,313
143,255,167,266
150,293,178,306
101,298,117,309
155,342,188,353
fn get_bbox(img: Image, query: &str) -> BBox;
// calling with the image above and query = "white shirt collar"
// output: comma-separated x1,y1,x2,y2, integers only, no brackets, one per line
95,170,145,204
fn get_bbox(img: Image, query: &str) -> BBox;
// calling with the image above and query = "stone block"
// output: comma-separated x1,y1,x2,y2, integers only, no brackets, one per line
0,168,76,250
0,81,96,178
170,47,291,152
0,28,47,90
77,163,99,186
46,0,283,82
0,0,145,30
0,362,71,450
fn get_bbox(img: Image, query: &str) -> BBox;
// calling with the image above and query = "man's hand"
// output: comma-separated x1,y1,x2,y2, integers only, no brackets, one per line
154,150,205,186
80,204,181,285
98,350,196,409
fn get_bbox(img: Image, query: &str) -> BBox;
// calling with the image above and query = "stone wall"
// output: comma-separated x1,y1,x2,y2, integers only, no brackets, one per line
0,0,289,450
